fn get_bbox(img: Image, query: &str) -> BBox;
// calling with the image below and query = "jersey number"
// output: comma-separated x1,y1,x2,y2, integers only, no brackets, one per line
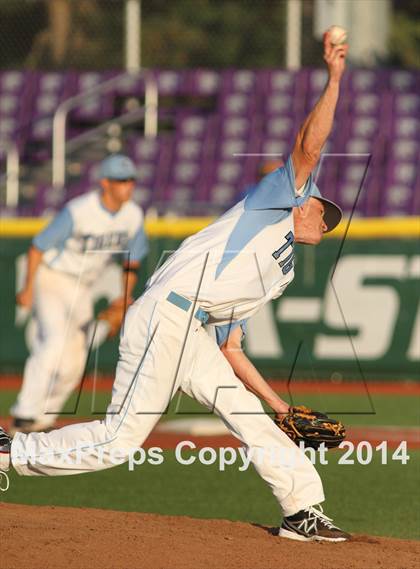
272,231,294,275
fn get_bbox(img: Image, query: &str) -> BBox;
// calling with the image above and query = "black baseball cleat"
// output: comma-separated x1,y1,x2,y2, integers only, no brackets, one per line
279,505,351,542
0,426,11,456
0,426,12,492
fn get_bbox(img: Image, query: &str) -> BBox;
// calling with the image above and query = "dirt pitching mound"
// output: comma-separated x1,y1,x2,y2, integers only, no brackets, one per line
1,503,418,569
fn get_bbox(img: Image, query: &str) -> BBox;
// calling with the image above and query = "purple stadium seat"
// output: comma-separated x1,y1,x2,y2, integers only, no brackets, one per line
219,92,257,116
25,72,73,146
379,183,416,216
259,69,306,115
260,139,289,157
344,138,373,155
135,161,156,186
0,94,20,117
212,160,243,185
390,139,419,161
307,69,329,93
187,70,221,96
221,70,257,93
0,71,34,150
106,71,145,97
392,117,419,139
265,116,295,140
0,71,26,93
131,137,160,161
389,70,418,92
264,69,298,93
386,161,417,187
393,93,419,116
31,72,73,115
314,155,339,195
170,161,201,185
265,93,294,116
208,183,236,206
175,112,210,138
221,116,251,138
70,71,115,122
175,138,203,161
153,70,187,96
351,93,382,115
348,69,384,93
0,113,19,141
350,116,380,139
5,67,418,218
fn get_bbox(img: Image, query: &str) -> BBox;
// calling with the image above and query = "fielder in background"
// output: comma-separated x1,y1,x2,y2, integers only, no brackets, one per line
10,154,149,435
1,32,350,542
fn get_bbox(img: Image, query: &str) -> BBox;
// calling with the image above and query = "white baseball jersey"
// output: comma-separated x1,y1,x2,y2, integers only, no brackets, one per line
146,156,315,324
33,191,148,284
12,158,325,516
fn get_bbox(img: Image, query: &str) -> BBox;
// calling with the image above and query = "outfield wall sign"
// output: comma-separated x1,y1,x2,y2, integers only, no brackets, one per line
245,243,419,379
0,237,418,379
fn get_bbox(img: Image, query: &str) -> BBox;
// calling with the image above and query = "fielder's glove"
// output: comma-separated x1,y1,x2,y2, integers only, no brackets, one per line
97,297,132,338
274,405,346,450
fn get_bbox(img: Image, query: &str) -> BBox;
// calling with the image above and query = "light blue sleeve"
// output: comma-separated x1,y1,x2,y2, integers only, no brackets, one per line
128,226,149,262
215,319,248,347
33,207,73,251
245,156,314,210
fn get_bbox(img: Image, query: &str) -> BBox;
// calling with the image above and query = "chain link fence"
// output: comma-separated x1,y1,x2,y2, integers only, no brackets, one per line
0,1,417,71
0,0,327,71
0,0,124,70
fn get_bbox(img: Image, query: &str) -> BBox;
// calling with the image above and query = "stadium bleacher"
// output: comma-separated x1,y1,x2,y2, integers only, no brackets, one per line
0,68,418,217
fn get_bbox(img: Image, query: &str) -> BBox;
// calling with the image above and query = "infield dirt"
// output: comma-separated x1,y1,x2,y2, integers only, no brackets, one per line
1,503,419,569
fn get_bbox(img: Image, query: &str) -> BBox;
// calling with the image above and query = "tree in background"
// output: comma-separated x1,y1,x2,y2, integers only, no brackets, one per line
141,0,286,68
26,0,123,69
388,0,419,68
0,0,417,70
0,0,286,70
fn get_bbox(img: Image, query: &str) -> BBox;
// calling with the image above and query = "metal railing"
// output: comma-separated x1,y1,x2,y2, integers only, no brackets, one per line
0,140,20,208
66,107,147,155
52,69,158,187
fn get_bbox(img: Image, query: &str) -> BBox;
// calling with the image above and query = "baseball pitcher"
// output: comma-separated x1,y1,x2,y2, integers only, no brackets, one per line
1,33,350,541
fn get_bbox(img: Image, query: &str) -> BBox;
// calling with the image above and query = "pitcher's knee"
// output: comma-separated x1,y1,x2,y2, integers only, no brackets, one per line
103,418,143,451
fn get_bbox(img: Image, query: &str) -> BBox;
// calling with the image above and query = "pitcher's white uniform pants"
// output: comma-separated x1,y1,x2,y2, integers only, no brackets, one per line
11,265,92,428
11,294,324,516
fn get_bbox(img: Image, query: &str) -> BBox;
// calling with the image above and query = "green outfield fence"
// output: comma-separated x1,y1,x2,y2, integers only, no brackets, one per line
0,216,419,380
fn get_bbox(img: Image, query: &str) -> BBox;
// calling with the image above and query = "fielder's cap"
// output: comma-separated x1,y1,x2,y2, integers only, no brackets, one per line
99,154,137,180
310,184,343,233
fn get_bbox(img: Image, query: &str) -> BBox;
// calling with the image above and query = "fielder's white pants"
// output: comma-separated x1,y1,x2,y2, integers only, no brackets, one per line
11,265,92,427
11,294,324,516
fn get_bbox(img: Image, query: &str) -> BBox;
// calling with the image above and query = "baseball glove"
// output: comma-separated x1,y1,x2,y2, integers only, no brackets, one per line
274,405,346,450
97,298,131,338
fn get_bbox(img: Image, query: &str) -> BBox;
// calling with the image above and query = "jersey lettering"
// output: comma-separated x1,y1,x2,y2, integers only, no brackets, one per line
78,231,129,252
272,231,294,275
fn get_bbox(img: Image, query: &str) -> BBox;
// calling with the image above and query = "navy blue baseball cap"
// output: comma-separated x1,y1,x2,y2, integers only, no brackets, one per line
310,183,343,233
99,154,137,180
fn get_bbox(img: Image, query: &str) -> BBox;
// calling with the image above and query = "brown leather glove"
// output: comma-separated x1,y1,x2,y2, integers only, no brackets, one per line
274,405,346,450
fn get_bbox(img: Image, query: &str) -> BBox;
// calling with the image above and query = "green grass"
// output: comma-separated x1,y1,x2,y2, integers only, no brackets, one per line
1,388,419,427
2,450,419,540
1,386,419,539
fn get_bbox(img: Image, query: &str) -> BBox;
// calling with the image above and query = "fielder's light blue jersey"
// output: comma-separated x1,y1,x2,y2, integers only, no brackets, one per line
34,192,148,284
147,156,315,324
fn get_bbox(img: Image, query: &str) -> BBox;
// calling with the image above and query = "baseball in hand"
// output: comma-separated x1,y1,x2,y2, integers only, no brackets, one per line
327,25,348,45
